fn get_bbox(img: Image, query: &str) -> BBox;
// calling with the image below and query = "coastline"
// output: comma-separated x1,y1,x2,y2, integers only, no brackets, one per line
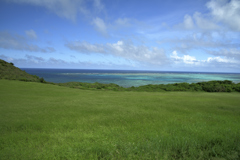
21,68,240,88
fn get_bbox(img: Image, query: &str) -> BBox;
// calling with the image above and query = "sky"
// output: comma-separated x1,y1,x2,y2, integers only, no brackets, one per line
0,0,240,72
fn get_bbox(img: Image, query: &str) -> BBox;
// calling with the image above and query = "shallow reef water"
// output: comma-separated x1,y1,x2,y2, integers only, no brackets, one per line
22,68,240,87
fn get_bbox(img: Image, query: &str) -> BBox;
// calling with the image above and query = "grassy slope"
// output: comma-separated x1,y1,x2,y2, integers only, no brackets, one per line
0,59,40,82
0,80,240,159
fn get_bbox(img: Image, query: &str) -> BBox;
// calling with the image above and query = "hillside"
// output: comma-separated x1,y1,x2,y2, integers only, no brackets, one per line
0,59,42,82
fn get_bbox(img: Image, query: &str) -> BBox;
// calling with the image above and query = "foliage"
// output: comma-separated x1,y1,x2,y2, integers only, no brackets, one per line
0,80,240,159
39,77,46,83
56,80,240,92
57,81,125,91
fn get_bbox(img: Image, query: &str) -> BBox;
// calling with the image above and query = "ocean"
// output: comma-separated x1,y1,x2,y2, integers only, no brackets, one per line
22,68,240,88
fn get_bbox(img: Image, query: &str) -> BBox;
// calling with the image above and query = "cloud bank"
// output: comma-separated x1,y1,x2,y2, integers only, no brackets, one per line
207,0,240,31
0,31,55,53
66,40,169,66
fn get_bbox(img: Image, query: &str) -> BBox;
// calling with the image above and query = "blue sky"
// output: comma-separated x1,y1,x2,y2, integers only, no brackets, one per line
0,0,240,72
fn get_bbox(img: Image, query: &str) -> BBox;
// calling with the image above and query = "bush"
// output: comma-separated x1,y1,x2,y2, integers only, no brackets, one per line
233,84,240,92
39,77,46,83
222,80,233,85
202,84,215,92
19,78,28,82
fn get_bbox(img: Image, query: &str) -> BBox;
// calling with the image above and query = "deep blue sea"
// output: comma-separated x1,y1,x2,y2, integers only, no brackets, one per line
22,68,240,88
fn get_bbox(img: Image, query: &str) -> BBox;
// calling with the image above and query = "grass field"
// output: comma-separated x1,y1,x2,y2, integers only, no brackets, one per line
0,80,240,159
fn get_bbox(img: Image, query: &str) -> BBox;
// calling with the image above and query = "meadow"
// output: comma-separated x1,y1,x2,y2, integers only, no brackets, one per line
0,79,240,159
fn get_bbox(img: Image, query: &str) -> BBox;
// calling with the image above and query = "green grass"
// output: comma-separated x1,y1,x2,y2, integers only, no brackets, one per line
0,80,240,159
0,59,41,82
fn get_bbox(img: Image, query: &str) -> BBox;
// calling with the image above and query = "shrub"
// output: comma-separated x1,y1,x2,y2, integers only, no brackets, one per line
233,84,240,92
222,80,233,85
19,78,28,82
39,77,46,83
202,84,215,92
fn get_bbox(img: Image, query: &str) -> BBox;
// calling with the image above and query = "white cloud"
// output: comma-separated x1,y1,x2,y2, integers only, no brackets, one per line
92,17,107,35
66,40,169,65
0,31,55,53
171,50,198,64
65,41,105,53
205,56,238,66
0,54,13,62
175,12,219,31
207,49,240,60
175,0,240,31
7,0,132,36
207,56,228,63
170,50,181,61
171,50,239,69
25,54,45,63
114,18,131,27
93,0,104,13
176,14,195,30
183,15,195,29
49,57,67,64
1,54,137,69
207,0,240,31
160,30,239,55
105,41,168,65
6,0,87,22
7,0,107,22
25,29,37,39
193,12,219,30
107,41,125,53
182,55,197,64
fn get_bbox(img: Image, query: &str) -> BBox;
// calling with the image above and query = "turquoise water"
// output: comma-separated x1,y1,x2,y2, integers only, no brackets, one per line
23,68,240,88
